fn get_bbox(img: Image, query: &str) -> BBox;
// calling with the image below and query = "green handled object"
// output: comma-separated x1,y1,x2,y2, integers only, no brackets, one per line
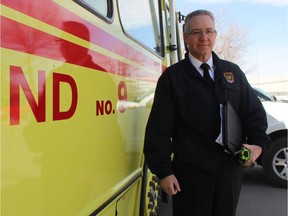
239,147,250,163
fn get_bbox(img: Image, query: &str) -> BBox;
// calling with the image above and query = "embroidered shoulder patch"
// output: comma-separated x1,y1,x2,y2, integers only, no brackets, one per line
223,72,234,84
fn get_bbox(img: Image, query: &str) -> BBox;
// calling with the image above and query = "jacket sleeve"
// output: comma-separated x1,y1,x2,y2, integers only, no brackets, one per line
239,72,270,148
144,71,175,179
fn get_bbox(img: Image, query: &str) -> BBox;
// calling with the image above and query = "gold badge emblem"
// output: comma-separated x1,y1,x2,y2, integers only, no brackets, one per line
223,72,234,84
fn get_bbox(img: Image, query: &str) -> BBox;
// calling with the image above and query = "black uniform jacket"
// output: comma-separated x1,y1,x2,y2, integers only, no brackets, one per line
144,52,270,179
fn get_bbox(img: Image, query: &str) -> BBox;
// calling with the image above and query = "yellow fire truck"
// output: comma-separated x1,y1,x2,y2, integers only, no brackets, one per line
1,0,183,215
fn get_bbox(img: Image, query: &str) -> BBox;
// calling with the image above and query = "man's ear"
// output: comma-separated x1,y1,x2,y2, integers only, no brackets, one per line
183,32,190,52
183,32,189,44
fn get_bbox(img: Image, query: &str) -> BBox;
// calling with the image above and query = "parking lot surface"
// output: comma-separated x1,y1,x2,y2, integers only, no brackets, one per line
158,165,287,216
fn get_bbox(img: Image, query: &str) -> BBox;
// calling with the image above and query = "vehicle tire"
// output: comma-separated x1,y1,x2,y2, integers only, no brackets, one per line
263,137,288,188
140,163,161,216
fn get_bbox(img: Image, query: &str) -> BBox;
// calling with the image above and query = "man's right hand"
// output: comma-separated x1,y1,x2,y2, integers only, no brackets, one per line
160,174,181,196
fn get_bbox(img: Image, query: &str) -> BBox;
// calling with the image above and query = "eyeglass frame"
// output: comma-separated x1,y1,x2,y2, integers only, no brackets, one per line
187,28,217,37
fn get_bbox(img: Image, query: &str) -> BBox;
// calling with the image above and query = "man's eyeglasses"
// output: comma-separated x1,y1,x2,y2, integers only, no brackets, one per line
188,29,216,37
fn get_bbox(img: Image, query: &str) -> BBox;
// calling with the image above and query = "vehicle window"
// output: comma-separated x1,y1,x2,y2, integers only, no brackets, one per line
75,0,113,19
118,0,163,55
254,88,275,102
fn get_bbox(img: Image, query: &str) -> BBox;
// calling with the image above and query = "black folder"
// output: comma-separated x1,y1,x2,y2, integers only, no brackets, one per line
222,101,243,155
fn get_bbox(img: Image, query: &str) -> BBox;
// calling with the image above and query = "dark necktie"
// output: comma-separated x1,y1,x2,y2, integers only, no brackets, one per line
200,63,213,84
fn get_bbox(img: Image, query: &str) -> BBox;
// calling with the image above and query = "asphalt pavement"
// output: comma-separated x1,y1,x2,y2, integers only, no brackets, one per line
157,165,287,216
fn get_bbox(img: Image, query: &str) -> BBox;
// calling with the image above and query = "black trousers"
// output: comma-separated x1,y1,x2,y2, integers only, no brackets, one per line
172,160,243,216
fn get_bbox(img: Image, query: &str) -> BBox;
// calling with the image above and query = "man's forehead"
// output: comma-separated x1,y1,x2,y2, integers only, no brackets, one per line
188,15,215,28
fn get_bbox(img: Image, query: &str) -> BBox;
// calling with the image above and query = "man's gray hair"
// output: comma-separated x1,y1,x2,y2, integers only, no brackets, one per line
184,10,215,33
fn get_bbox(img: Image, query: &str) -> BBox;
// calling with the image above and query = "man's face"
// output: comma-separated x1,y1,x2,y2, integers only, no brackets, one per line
184,14,217,62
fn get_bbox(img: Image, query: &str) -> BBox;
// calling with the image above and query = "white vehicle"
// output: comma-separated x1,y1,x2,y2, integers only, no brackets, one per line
254,88,288,188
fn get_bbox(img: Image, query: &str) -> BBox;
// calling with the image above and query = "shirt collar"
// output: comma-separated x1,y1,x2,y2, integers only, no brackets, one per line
188,53,214,73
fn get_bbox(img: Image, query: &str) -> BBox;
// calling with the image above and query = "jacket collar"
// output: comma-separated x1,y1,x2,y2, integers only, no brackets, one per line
184,53,203,79
211,52,231,82
184,51,231,82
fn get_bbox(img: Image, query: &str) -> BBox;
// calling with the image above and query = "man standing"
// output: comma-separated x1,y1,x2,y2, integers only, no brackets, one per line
144,10,270,216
